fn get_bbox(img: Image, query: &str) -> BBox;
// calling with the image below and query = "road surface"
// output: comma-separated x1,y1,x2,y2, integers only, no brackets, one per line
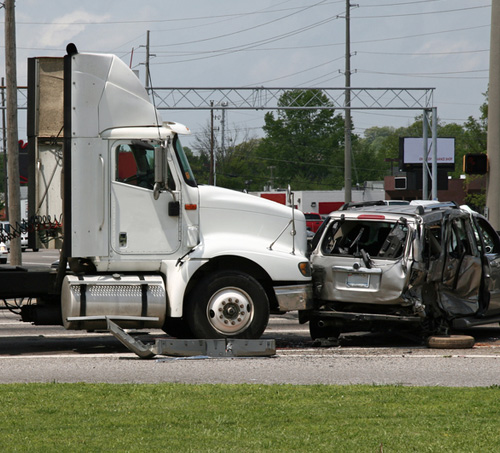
1,249,500,386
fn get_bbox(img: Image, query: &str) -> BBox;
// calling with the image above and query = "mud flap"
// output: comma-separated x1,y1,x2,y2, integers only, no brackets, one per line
107,318,276,359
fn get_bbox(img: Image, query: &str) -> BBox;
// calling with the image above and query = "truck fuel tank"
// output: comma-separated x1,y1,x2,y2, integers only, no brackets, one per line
61,274,166,330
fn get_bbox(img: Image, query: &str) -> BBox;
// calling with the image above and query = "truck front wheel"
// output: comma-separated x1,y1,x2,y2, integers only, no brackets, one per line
185,271,270,339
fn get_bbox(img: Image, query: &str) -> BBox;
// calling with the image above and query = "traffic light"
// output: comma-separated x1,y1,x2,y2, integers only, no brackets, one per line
463,153,488,175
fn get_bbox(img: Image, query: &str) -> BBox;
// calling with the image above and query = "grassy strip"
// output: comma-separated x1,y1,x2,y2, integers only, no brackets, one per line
0,384,499,452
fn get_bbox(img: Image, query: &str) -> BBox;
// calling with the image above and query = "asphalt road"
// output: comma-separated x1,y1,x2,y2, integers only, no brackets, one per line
1,308,500,386
1,249,500,386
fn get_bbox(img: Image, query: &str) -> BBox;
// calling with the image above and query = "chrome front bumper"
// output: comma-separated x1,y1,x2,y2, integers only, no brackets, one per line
274,284,313,311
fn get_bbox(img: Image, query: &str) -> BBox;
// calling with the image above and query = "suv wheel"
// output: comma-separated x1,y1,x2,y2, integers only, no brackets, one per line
426,335,475,349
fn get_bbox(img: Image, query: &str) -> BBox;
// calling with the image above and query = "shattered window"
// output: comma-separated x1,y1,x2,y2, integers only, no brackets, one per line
475,217,500,254
321,220,407,259
447,218,472,258
423,224,442,261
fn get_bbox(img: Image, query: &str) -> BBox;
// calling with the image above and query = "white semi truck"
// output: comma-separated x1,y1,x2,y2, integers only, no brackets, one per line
0,44,312,339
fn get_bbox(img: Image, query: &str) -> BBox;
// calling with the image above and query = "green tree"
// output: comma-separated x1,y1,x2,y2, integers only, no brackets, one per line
190,123,266,191
257,89,346,190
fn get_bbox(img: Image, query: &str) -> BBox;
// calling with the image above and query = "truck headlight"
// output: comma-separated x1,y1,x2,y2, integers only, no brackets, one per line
298,261,311,277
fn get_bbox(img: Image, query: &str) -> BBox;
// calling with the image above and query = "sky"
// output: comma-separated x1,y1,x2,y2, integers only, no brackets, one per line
0,0,492,149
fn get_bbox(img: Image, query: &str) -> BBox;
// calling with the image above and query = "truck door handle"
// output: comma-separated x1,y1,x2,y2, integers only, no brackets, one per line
99,155,105,231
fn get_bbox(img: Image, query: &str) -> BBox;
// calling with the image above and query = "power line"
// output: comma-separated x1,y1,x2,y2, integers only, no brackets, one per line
357,49,489,57
151,15,342,65
364,0,444,6
146,24,490,64
246,55,344,86
150,0,329,48
358,68,488,79
352,24,489,45
14,1,340,26
355,4,490,19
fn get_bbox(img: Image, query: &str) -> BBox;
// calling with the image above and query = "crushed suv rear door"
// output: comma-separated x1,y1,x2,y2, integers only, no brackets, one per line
472,215,500,315
437,214,482,316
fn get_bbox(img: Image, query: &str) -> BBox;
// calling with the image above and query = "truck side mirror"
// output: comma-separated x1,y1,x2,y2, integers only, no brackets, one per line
153,146,165,200
154,146,164,186
153,140,177,203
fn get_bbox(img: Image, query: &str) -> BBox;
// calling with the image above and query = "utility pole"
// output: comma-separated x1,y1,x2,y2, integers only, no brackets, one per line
4,0,21,265
1,78,7,217
145,30,150,89
209,100,214,185
486,0,500,228
344,0,353,203
267,166,276,191
220,103,227,158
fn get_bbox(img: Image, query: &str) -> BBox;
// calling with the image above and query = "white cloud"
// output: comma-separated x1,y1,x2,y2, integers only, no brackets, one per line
415,38,488,72
39,10,111,47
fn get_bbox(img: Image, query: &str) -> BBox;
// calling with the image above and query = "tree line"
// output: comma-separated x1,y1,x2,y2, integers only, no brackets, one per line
186,89,488,202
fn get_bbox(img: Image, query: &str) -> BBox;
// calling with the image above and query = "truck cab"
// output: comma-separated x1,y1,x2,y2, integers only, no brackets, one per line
6,45,312,340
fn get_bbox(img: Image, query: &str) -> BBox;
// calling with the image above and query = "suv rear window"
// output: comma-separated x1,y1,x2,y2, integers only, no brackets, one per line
320,219,408,259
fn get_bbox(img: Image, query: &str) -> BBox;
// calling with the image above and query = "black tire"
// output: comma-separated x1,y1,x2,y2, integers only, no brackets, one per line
162,317,194,339
309,317,340,340
185,271,270,339
426,335,475,349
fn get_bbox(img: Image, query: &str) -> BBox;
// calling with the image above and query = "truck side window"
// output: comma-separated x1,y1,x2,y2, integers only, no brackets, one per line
115,142,155,189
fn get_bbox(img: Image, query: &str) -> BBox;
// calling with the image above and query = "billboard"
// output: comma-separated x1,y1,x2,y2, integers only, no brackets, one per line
400,137,455,170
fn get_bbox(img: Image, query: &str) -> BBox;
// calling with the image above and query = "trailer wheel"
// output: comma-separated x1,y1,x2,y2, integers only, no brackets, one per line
309,317,340,341
185,271,270,339
426,335,475,349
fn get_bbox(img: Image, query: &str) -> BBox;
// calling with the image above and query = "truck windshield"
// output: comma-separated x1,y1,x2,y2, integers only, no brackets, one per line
174,135,197,188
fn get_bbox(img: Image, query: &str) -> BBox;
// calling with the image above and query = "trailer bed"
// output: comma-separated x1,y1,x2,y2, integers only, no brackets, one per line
0,265,56,299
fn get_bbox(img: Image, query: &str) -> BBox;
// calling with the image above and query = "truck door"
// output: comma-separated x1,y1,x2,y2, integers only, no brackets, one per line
438,216,482,316
110,140,181,255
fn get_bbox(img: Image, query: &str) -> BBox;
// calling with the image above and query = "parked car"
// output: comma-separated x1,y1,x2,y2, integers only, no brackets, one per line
0,221,27,251
0,242,7,264
304,212,324,233
305,201,500,341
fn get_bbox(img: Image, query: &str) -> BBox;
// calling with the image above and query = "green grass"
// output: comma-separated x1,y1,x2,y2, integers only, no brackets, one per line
0,384,499,452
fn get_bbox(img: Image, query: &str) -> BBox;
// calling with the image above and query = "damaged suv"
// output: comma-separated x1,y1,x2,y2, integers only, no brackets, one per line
305,201,500,340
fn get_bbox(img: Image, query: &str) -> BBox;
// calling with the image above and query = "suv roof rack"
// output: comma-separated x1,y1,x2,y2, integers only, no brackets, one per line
340,200,387,210
411,201,458,215
338,200,460,216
